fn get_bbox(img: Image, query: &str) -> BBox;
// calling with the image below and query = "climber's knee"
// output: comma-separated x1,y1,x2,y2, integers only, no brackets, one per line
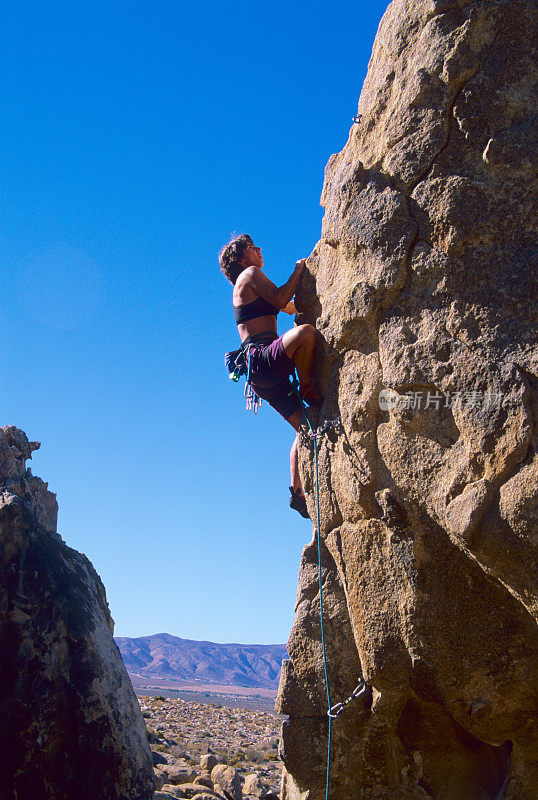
298,324,316,345
282,324,316,358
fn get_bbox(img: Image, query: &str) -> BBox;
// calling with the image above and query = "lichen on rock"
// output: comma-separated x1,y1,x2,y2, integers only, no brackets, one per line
0,426,154,799
278,1,538,798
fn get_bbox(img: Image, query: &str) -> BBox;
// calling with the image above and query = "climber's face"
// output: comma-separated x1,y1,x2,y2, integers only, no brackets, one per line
242,243,264,269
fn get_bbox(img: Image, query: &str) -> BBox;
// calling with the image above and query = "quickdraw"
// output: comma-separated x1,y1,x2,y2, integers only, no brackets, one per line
309,418,343,441
244,381,262,414
327,677,368,719
244,344,262,414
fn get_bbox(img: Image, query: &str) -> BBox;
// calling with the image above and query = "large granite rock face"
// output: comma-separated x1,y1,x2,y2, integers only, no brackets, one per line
0,426,154,799
278,1,538,799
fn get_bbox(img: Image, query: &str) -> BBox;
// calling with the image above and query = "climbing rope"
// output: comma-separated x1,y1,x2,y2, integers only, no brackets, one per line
293,378,367,800
292,395,333,797
310,413,333,800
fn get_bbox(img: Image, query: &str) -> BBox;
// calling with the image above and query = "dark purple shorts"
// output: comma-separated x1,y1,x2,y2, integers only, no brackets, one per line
243,332,302,421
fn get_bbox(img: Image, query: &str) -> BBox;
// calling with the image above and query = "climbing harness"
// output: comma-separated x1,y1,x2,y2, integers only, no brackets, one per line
224,345,262,413
225,348,246,382
293,376,368,800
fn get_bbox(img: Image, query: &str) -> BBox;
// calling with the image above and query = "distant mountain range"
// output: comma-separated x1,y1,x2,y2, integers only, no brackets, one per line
115,633,287,689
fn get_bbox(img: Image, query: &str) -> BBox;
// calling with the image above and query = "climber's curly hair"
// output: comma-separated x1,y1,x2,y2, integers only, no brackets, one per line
219,233,254,285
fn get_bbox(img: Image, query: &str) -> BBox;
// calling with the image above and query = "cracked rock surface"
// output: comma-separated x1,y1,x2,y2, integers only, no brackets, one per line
278,1,537,798
0,426,154,799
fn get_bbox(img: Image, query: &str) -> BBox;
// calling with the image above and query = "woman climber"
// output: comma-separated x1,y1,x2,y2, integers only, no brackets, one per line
219,233,322,519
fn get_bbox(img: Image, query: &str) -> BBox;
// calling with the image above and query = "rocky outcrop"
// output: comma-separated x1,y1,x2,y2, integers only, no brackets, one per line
0,426,154,799
278,1,538,799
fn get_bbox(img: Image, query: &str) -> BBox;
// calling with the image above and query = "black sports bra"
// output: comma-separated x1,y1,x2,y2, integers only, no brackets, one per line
233,296,280,325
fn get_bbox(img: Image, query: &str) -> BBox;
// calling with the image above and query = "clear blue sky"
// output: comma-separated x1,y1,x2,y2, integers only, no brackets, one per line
1,0,389,644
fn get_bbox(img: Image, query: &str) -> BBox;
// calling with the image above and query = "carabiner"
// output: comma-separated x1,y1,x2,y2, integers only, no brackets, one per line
327,701,344,719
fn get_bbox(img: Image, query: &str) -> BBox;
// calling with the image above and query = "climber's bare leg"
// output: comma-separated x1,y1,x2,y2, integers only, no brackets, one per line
282,325,316,387
287,410,303,495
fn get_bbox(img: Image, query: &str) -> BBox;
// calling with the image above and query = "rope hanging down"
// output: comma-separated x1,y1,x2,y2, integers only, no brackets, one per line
226,358,368,797
294,378,367,800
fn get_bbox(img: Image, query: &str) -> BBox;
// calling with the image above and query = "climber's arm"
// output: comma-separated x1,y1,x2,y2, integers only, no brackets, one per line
247,259,305,309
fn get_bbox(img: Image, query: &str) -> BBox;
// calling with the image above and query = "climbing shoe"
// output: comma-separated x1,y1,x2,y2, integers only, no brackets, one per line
299,381,323,407
289,487,310,519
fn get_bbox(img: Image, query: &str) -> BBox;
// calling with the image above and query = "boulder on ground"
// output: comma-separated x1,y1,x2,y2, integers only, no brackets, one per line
243,773,266,798
200,753,218,774
211,764,243,800
152,749,176,766
200,752,219,782
160,763,198,785
154,768,168,790
169,745,190,760
192,795,221,800
175,784,222,799
193,775,214,789
161,786,182,798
